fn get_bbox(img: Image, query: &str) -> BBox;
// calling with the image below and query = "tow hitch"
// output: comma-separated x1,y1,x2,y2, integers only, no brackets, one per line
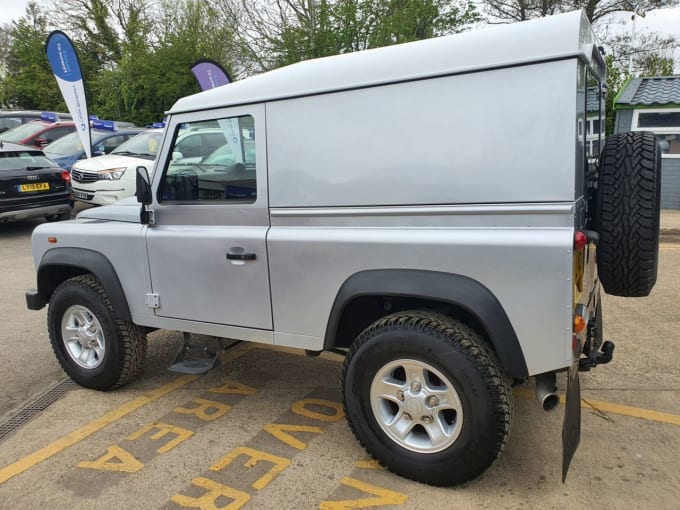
579,340,615,371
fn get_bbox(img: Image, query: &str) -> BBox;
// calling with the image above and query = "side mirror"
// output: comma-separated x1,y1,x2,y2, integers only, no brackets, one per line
94,150,105,157
34,137,48,148
172,151,183,161
136,166,152,205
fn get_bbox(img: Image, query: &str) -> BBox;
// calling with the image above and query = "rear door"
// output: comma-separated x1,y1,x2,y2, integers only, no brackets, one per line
145,105,272,330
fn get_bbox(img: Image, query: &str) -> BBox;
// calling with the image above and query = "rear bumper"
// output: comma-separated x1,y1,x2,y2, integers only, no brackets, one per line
0,202,72,222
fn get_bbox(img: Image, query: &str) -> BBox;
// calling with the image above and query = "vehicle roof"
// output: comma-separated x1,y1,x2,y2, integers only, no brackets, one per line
26,120,76,129
0,110,72,118
0,141,45,153
91,127,143,136
170,10,596,114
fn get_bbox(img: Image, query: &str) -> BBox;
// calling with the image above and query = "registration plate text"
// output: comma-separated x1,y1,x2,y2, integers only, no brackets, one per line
19,182,49,192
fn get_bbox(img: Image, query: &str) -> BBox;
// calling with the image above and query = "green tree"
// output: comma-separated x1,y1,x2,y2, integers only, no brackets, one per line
483,0,676,23
3,2,64,110
235,0,479,72
113,0,234,125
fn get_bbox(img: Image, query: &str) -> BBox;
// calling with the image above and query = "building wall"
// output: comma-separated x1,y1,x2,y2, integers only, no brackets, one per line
661,159,680,209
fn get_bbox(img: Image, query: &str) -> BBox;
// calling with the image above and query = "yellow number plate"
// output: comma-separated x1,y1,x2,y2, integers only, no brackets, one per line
19,182,50,192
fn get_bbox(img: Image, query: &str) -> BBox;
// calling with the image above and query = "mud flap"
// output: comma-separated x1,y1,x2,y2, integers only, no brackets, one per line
562,364,581,482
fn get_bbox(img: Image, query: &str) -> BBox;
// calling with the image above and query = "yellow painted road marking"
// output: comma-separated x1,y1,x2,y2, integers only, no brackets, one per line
354,459,384,470
514,387,680,427
172,477,251,509
320,477,408,509
292,398,344,422
264,423,325,450
78,445,144,473
0,374,197,485
127,422,194,454
659,244,680,249
210,446,291,491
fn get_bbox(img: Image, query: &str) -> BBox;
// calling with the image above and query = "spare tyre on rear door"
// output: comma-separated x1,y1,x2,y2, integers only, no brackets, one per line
595,131,661,297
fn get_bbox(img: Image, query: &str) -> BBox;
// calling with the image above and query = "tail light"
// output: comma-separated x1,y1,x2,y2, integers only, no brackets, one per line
574,230,588,251
60,170,71,183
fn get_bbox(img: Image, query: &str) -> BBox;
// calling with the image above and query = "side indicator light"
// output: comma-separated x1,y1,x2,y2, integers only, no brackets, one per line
48,237,57,244
574,315,586,334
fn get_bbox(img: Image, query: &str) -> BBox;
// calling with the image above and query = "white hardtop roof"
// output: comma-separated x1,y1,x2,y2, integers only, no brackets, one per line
170,10,595,114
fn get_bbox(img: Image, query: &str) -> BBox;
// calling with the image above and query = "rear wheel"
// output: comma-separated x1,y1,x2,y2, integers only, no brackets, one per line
48,274,147,390
341,311,512,486
595,131,661,297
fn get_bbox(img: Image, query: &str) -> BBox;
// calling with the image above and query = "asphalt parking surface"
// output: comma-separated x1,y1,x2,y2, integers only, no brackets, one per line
0,219,679,509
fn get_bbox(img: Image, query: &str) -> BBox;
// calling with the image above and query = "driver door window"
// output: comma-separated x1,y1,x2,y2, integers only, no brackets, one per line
159,116,257,203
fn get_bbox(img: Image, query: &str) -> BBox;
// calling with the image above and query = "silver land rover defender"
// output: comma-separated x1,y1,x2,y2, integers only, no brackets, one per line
26,11,661,486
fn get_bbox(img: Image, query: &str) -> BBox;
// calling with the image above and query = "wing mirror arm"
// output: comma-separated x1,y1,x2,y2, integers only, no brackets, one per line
136,166,155,225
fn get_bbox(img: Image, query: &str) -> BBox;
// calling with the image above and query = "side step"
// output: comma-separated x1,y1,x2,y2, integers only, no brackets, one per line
169,333,237,375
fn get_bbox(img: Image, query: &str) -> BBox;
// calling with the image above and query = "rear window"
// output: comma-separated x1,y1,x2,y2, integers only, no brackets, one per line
0,150,55,171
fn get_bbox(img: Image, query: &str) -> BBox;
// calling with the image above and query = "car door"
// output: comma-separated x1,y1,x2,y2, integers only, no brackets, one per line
145,105,272,330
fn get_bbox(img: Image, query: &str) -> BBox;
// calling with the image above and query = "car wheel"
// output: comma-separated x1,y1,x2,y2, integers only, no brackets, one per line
595,131,661,297
48,274,147,390
341,311,513,486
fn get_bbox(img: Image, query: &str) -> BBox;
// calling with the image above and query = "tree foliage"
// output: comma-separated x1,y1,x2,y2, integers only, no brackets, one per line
483,0,677,23
232,0,480,72
1,2,63,109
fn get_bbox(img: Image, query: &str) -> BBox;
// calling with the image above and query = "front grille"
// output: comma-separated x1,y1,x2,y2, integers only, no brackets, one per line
71,169,99,183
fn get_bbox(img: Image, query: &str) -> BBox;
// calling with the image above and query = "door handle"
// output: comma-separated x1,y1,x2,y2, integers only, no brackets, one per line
226,251,256,261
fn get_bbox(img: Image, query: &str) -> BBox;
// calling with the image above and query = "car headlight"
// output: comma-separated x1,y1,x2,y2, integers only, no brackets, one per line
99,167,127,181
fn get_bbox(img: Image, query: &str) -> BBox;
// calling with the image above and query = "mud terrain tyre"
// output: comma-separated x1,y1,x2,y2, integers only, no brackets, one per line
595,131,661,297
341,311,513,486
48,274,147,390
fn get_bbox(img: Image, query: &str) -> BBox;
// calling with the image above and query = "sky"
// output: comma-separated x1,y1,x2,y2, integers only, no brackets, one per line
0,0,679,42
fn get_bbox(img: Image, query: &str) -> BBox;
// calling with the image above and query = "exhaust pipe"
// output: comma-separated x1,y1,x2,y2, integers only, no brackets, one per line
535,372,559,412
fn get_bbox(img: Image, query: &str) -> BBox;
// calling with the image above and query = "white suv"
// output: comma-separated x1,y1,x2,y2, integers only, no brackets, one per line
71,129,163,205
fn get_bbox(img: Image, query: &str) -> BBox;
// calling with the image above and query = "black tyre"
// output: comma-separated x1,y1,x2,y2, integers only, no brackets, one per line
595,131,661,297
341,311,512,486
48,274,147,390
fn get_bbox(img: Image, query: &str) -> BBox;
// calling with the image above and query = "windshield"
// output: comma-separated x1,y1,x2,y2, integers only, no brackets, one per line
44,130,113,155
0,149,55,171
112,131,162,160
0,122,45,143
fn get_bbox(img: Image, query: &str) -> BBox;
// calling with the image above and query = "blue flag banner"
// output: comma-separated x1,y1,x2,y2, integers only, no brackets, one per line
45,31,92,159
191,59,231,91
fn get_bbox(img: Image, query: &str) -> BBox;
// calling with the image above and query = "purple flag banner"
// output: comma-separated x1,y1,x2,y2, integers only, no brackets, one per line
45,31,92,159
191,59,231,91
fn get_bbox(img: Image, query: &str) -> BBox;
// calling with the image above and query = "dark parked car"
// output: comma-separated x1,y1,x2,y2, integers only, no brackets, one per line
0,110,72,133
0,141,72,223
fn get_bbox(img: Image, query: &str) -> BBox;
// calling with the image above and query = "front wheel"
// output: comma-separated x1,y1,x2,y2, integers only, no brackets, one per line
48,274,147,390
341,311,513,486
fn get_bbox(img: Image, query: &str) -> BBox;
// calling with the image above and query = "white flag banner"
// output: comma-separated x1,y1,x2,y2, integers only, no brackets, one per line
45,31,92,159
